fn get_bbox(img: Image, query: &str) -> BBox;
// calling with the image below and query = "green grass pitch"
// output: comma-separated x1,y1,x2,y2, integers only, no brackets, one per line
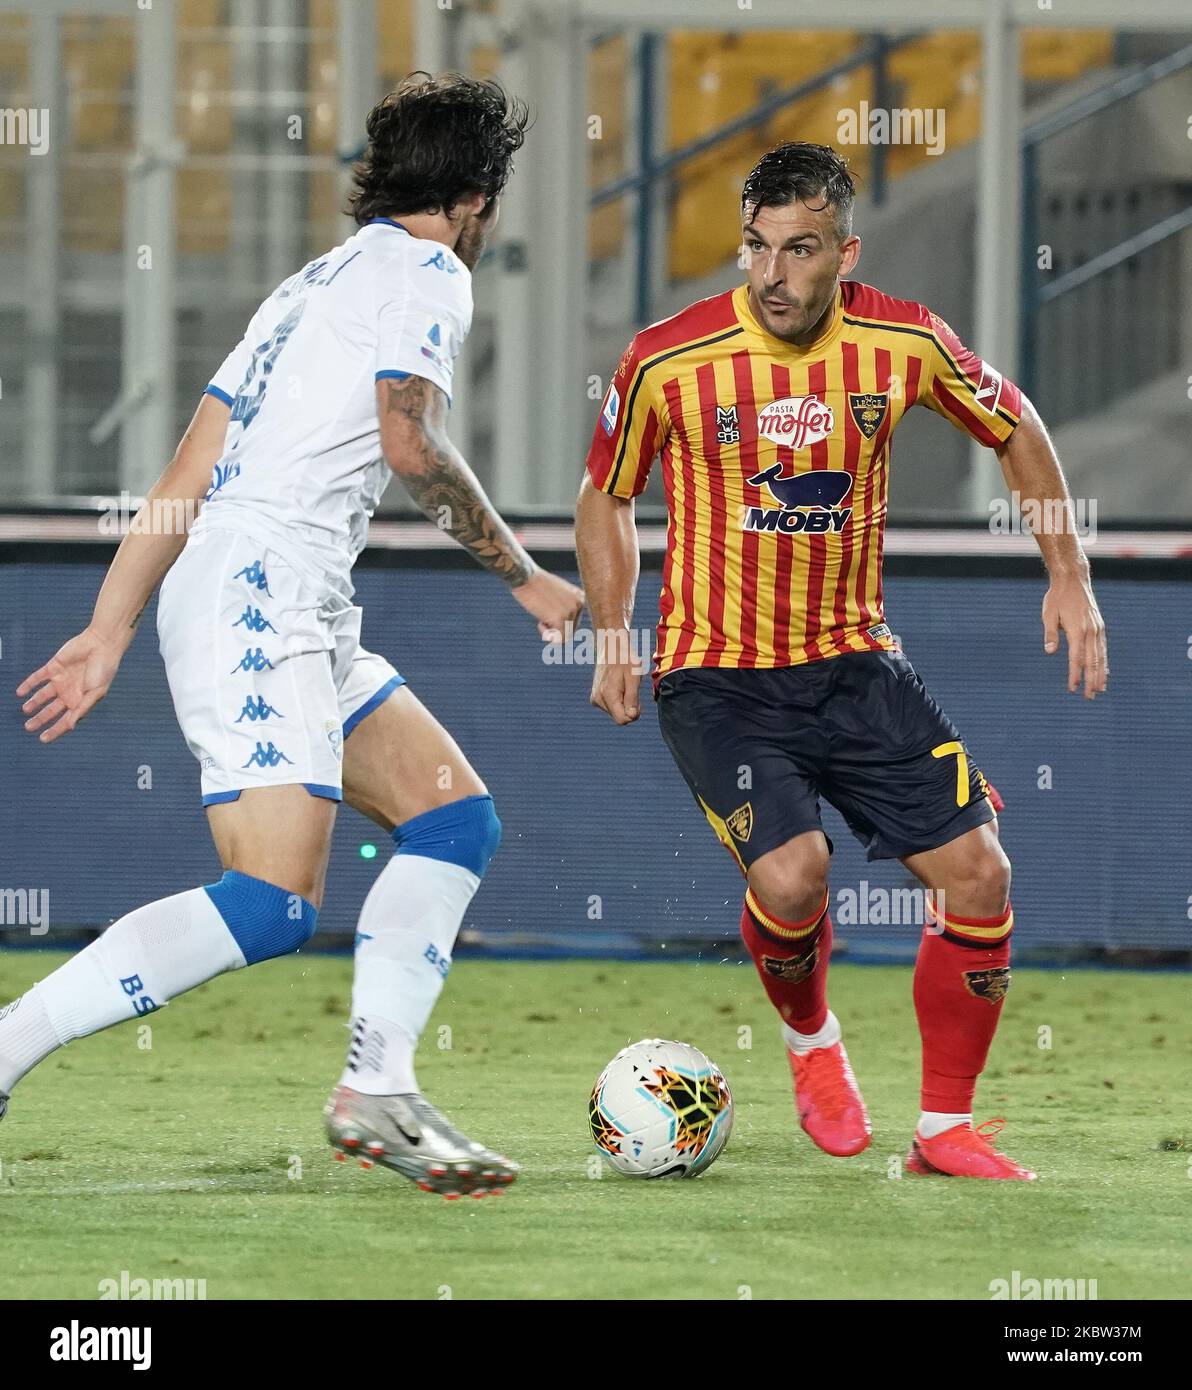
1,951,1189,1301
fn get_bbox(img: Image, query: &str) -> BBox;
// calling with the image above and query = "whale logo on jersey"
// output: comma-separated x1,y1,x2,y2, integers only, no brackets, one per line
743,466,854,535
756,395,835,449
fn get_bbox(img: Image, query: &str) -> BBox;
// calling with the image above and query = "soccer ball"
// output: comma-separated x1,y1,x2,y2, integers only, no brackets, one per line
589,1038,733,1178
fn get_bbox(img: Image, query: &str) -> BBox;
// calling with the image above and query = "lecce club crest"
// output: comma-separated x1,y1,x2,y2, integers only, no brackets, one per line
963,966,1011,1003
725,802,753,842
848,392,888,439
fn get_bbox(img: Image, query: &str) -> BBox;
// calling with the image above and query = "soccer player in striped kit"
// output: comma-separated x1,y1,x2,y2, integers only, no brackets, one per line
577,142,1107,1180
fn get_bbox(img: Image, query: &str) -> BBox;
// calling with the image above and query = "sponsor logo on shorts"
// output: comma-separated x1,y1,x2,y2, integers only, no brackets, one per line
231,647,273,673
242,741,293,769
235,696,282,723
233,559,272,594
725,802,753,842
232,605,277,634
963,966,1011,1003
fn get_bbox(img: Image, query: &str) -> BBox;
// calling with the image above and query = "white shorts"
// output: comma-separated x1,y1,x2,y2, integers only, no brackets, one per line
157,528,402,806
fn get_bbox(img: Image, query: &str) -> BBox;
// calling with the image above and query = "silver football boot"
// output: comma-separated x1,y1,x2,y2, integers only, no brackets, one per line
323,1085,518,1199
0,1092,7,1122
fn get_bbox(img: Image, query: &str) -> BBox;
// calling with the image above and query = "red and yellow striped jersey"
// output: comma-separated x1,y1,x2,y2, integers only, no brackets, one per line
585,280,1023,680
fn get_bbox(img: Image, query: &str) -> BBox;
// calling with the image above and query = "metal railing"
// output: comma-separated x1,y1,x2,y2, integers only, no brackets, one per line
1018,40,1192,399
590,32,922,321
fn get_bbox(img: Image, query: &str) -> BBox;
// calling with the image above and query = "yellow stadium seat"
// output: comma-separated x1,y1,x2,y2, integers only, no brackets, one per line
178,167,229,256
63,162,122,254
63,17,134,153
589,35,628,262
1023,30,1113,81
177,39,232,154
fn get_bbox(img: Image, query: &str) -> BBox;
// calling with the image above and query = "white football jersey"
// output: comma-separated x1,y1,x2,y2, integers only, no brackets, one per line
192,217,473,595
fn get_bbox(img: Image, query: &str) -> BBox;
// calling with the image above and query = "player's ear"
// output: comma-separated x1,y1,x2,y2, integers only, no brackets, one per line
838,233,861,277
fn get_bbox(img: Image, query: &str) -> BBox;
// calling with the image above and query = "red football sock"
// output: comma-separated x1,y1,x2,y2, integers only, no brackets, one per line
914,901,1014,1113
739,888,832,1035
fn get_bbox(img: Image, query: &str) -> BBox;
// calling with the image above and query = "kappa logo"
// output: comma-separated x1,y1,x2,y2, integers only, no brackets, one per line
235,695,282,723
725,802,753,842
242,741,293,769
757,395,835,449
232,605,277,634
963,966,1012,1004
715,404,740,446
420,250,459,274
761,945,818,984
848,391,889,439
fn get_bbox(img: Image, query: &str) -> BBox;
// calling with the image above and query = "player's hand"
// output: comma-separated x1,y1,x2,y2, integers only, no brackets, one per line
16,626,125,743
512,567,585,642
1042,570,1107,699
590,661,643,726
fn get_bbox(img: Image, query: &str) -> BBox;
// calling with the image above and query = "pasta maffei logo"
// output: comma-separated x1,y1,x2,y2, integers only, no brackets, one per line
757,395,835,448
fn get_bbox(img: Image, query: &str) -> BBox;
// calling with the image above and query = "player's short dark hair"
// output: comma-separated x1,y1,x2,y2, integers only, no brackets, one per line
741,142,856,242
348,72,530,225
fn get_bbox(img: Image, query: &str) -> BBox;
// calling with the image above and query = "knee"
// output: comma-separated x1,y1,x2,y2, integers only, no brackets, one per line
748,835,830,925
205,871,319,965
953,843,1012,915
392,794,502,878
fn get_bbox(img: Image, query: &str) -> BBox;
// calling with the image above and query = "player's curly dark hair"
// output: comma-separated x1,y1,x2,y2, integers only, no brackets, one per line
348,72,530,224
741,142,856,242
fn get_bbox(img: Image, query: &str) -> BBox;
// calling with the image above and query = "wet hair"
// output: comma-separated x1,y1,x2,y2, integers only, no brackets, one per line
741,142,856,242
348,72,530,224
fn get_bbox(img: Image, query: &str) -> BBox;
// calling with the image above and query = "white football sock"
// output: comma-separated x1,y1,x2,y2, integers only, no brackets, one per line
339,852,480,1096
918,1111,972,1139
0,887,246,1093
782,1009,842,1055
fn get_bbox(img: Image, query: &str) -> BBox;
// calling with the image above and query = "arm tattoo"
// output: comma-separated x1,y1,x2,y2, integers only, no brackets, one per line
382,377,534,585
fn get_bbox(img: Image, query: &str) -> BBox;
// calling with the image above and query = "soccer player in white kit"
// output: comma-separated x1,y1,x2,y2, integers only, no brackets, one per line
3,75,582,1197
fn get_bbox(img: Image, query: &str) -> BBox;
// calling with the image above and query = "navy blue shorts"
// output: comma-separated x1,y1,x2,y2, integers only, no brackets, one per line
656,650,995,867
